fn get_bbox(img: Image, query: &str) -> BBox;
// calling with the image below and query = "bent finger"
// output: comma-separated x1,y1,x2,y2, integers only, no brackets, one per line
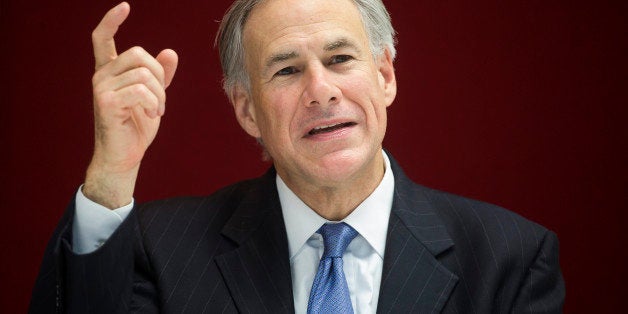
95,67,166,108
106,46,166,87
111,84,160,119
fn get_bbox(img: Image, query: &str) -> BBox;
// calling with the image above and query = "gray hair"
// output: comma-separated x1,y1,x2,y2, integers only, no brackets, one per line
215,0,397,95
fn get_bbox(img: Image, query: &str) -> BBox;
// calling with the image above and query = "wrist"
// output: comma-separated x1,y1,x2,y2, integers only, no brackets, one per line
83,162,139,209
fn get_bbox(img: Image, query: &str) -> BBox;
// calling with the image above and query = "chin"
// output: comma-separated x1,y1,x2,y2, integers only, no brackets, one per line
307,146,379,185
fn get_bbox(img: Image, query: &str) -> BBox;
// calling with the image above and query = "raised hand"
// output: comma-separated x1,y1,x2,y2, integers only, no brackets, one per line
83,2,178,208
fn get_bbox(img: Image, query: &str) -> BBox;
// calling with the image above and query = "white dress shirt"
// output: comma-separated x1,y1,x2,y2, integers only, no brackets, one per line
73,186,133,254
277,151,394,314
72,151,394,314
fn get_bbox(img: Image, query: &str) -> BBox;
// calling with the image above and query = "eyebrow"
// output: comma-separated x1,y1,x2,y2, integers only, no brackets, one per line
324,38,361,53
264,38,361,70
265,51,299,68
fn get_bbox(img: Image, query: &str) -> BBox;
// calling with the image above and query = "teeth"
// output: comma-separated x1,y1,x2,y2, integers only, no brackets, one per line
313,123,341,130
308,122,356,136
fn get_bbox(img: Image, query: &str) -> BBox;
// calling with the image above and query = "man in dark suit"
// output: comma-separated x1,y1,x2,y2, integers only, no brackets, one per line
30,0,564,313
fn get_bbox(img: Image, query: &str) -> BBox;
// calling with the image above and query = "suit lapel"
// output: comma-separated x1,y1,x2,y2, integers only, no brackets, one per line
377,156,459,313
215,168,295,313
213,155,459,313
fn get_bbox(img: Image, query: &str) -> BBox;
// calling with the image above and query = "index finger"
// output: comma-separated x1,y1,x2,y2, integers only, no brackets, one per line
92,2,131,70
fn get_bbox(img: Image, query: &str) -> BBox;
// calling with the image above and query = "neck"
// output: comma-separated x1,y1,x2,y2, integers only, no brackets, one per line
279,153,386,221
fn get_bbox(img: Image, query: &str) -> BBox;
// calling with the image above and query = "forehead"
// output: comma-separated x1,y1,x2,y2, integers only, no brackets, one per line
242,0,368,61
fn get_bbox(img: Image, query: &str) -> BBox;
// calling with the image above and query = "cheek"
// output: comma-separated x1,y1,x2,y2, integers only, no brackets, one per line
342,73,387,116
343,73,371,101
257,89,299,140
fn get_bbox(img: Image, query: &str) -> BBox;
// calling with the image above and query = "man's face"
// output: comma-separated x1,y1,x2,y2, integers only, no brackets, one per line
234,0,396,189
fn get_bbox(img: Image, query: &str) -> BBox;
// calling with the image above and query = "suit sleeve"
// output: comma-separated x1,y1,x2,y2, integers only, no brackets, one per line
28,199,158,313
512,230,565,313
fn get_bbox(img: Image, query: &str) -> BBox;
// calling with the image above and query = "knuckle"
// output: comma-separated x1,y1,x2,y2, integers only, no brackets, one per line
131,84,147,95
92,69,107,85
92,73,101,85
135,67,152,82
91,29,100,42
131,85,154,102
129,46,146,58
146,92,160,107
92,84,104,96
94,91,115,108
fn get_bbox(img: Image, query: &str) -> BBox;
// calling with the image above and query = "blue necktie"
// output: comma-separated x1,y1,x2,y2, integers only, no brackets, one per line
307,222,358,314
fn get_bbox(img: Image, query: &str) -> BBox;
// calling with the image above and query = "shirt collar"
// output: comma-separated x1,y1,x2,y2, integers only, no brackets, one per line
278,150,395,259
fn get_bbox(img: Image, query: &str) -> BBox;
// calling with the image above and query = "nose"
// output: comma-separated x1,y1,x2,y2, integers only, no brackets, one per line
302,64,341,108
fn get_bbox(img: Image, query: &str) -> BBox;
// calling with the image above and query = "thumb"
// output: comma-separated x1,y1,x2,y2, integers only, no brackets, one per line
156,49,179,88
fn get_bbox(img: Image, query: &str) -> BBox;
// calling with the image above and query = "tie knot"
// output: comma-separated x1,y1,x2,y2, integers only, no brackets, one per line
318,222,358,258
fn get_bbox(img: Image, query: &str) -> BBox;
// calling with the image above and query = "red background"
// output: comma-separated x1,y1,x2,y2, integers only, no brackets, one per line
2,0,626,312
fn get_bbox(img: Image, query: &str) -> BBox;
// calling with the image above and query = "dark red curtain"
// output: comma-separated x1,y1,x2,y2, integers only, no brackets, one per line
2,0,626,312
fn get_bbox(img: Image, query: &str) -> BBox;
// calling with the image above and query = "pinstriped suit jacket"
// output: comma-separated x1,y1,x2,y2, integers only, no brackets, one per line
29,155,564,313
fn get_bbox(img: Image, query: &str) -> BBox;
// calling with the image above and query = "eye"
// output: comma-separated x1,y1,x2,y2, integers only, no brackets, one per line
275,66,298,76
329,55,353,65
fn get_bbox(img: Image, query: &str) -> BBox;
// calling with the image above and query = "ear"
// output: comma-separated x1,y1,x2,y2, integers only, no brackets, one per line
376,48,397,107
230,84,262,138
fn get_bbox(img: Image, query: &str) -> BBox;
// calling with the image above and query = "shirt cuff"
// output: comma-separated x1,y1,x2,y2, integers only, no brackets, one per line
72,185,134,254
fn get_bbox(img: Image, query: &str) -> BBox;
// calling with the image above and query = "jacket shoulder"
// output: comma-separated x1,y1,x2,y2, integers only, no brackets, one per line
134,176,265,244
414,184,557,274
416,185,563,311
422,185,550,242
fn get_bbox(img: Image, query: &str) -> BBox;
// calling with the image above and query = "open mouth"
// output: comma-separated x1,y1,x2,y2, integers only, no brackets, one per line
307,122,357,136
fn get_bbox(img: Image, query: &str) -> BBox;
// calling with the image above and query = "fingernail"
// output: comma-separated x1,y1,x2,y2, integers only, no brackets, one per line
116,2,127,12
